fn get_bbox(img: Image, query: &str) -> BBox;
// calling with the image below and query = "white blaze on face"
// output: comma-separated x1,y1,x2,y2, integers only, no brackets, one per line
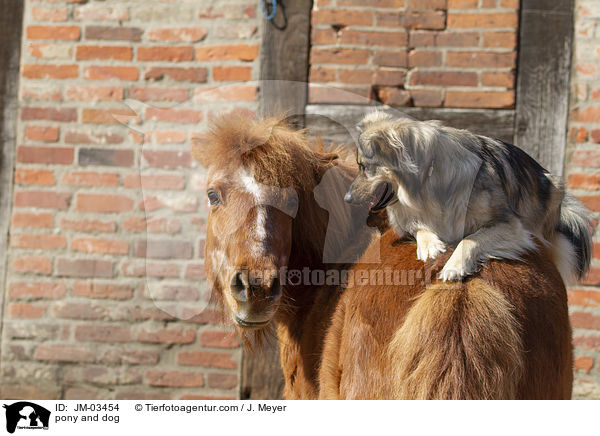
239,168,267,254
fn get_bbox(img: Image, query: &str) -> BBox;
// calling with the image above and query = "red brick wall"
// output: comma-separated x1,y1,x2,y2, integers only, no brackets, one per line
2,0,260,400
309,0,518,108
566,0,600,400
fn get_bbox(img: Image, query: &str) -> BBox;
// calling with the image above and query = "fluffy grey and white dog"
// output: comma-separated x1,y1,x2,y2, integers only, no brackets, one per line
345,111,592,282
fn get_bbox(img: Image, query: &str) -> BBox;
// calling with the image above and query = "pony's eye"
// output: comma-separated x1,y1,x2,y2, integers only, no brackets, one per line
207,189,221,206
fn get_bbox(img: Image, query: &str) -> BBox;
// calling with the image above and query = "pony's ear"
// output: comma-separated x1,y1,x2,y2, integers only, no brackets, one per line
319,152,339,164
191,135,211,168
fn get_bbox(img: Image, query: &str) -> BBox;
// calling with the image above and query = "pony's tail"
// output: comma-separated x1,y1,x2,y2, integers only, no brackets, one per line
388,279,524,399
551,194,592,284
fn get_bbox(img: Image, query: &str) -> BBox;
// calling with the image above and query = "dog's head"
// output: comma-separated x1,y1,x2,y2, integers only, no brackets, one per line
345,112,420,211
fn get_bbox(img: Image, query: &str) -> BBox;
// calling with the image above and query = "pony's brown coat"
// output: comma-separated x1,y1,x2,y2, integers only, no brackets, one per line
197,115,573,400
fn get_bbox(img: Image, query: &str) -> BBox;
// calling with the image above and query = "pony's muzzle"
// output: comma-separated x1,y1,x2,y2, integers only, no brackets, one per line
229,269,282,327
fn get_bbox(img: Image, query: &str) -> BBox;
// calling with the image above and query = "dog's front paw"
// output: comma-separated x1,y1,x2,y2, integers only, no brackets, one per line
438,251,476,282
416,230,446,261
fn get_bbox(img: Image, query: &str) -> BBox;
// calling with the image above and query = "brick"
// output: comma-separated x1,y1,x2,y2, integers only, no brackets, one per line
138,327,195,344
99,348,159,365
145,107,202,123
581,266,600,285
128,87,189,102
138,46,193,62
212,66,252,82
311,48,370,65
571,150,600,168
200,331,241,348
411,70,478,86
77,193,134,213
9,282,66,299
15,169,56,186
17,146,73,165
142,150,191,169
591,129,600,143
311,28,337,45
79,148,134,167
27,44,73,59
65,131,124,145
21,107,77,122
25,126,59,142
213,23,257,39
21,85,62,101
573,335,600,351
62,171,119,187
340,30,408,47
12,213,54,229
72,282,134,300
139,130,188,145
408,50,442,67
73,4,128,21
146,371,204,388
122,217,181,234
65,85,124,101
145,285,199,301
180,308,221,324
569,127,588,143
121,261,179,278
445,91,514,108
411,90,443,107
12,255,52,275
53,302,108,320
123,174,185,190
573,106,600,123
32,7,69,22
338,0,405,6
208,373,238,389
75,325,130,342
81,108,138,124
435,31,479,47
144,67,207,83
408,0,447,8
447,12,518,28
85,26,143,41
570,312,600,330
55,258,114,278
579,195,600,211
308,85,371,104
195,44,259,61
378,11,446,30
83,65,139,81
446,51,516,68
310,66,336,83
500,0,519,7
14,191,71,209
61,218,116,233
9,303,47,319
148,27,207,42
178,351,237,369
185,264,206,280
482,31,517,48
27,25,81,40
34,345,94,363
373,87,410,106
312,10,374,26
11,234,66,250
22,64,78,79
373,50,408,67
448,0,477,7
481,72,515,88
134,239,192,259
65,389,98,400
574,357,594,373
338,69,375,85
409,30,435,47
76,45,132,61
194,85,257,102
71,237,129,255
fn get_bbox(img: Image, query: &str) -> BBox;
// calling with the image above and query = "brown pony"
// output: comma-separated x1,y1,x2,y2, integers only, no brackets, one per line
192,115,573,400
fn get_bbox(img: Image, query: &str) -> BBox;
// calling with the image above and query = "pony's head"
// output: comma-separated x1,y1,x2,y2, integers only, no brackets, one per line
192,114,340,337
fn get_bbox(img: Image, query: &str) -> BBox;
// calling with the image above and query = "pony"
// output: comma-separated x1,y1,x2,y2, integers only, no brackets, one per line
192,114,573,399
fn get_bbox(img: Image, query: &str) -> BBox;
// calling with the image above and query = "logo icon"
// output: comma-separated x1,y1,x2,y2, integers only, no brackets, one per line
3,402,50,434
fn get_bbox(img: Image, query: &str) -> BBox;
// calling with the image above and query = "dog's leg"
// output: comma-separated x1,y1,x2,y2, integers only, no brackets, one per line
416,228,447,261
439,219,536,281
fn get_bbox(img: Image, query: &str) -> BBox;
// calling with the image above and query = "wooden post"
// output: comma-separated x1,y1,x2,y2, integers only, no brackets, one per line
0,0,25,372
514,0,574,176
241,0,313,400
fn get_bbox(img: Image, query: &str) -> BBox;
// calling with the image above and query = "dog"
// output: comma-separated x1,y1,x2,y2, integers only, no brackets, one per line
344,111,592,283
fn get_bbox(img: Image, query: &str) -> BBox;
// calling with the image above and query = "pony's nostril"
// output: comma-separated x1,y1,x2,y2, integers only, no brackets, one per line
230,272,247,302
269,275,282,301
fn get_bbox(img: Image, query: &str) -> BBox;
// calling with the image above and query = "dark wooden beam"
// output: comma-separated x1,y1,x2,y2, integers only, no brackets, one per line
0,0,24,370
514,0,574,176
259,0,313,126
242,0,313,400
305,105,516,146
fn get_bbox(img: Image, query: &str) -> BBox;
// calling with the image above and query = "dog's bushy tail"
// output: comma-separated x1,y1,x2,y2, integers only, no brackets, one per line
388,280,524,399
553,193,592,283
